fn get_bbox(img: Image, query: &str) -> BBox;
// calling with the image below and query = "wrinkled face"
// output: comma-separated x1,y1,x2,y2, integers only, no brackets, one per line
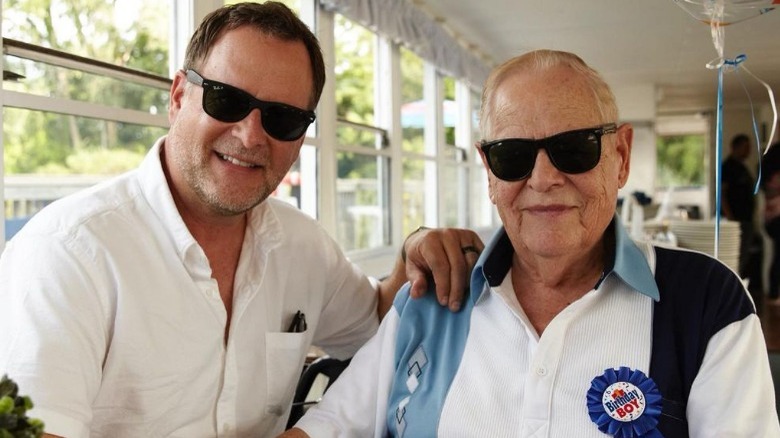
478,65,632,259
165,26,313,217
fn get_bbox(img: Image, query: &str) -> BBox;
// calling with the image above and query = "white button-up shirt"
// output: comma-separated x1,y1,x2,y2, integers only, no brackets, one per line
0,137,379,437
297,226,780,437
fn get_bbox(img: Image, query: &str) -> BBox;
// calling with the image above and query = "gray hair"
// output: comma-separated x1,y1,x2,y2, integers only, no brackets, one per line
479,49,618,138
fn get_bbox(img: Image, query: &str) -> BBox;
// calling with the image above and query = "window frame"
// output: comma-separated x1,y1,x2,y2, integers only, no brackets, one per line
0,0,500,276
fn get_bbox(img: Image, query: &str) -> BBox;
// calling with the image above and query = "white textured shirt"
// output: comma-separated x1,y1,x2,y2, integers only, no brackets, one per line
0,137,379,438
297,225,780,437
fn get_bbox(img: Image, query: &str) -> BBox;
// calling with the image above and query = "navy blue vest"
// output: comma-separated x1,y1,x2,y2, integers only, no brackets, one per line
649,246,754,436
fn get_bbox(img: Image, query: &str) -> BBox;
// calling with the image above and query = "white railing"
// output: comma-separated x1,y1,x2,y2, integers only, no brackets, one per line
4,175,107,240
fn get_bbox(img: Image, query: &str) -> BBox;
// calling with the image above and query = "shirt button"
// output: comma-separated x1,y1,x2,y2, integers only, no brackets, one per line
536,366,547,376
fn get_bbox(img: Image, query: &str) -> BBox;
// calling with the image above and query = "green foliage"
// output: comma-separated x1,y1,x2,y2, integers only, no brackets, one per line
400,48,423,104
0,375,44,438
334,15,374,124
2,0,169,176
656,134,707,187
37,148,145,174
402,132,424,155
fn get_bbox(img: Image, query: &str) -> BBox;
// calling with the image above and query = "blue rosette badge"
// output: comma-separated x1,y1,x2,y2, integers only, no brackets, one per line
587,366,663,437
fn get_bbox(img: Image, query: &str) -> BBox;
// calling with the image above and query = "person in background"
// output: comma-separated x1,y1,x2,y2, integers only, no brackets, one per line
762,128,780,304
722,133,757,279
0,3,483,437
281,49,779,437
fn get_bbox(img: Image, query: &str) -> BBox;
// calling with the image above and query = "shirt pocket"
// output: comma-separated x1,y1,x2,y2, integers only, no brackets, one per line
265,331,309,417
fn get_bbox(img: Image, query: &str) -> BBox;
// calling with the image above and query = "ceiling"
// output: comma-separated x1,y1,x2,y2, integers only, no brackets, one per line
418,0,780,116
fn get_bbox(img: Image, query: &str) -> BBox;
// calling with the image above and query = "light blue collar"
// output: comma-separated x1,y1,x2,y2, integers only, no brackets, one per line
471,216,659,305
611,217,660,301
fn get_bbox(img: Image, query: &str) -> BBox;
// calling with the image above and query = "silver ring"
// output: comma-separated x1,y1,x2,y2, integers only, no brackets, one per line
461,245,480,255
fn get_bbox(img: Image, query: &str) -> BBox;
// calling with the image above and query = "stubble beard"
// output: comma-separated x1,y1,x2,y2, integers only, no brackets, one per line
169,140,273,217
187,163,272,216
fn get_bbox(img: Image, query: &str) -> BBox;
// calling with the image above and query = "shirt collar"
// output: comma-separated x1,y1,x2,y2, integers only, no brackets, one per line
137,136,199,258
471,216,659,305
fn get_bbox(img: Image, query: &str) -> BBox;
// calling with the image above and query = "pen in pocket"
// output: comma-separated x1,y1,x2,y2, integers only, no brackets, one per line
287,310,307,333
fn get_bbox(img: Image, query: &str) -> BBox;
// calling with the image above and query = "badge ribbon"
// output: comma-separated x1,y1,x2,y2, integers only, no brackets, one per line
587,366,663,437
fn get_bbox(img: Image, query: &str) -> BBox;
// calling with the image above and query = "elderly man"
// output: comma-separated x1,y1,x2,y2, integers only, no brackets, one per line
281,50,779,437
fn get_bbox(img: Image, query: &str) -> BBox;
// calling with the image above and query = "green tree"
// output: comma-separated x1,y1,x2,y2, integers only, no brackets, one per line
3,0,169,175
334,15,374,125
656,134,706,187
334,15,378,180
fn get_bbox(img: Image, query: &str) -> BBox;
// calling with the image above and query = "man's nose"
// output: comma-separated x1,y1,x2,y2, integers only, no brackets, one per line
526,149,565,189
231,108,268,147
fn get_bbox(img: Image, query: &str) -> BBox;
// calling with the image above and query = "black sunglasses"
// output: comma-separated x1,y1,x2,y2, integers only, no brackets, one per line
480,123,618,181
185,69,316,142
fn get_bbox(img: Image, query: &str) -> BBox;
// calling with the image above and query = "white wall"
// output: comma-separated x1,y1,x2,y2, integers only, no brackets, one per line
621,123,657,197
614,83,657,200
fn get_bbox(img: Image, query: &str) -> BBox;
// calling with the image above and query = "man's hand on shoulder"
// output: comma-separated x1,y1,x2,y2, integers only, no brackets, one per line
380,227,483,314
377,227,483,317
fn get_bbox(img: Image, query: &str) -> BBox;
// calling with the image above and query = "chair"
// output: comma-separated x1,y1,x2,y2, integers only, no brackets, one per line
286,356,351,429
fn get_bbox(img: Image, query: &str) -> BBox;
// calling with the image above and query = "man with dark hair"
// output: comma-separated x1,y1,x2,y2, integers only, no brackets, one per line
0,3,481,437
722,133,757,278
762,127,780,303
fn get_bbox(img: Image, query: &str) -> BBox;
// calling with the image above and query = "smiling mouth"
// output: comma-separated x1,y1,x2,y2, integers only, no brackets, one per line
525,205,570,214
217,152,257,168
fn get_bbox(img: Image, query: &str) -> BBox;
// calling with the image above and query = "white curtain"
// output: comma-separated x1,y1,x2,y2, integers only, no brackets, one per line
320,0,491,87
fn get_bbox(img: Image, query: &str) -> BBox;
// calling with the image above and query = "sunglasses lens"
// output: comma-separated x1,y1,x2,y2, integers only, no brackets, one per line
483,126,607,181
203,87,310,141
261,104,311,141
548,130,601,174
202,87,252,123
486,140,537,181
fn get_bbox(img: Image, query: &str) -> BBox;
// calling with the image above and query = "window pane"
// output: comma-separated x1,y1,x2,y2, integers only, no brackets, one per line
288,144,318,219
337,124,385,150
656,134,707,187
402,157,435,235
272,144,317,220
3,0,170,76
443,143,463,161
469,87,497,229
440,162,463,227
442,75,456,146
4,55,169,112
472,89,482,161
3,108,166,240
470,166,495,229
400,48,424,153
334,15,374,124
336,153,389,251
4,108,162,175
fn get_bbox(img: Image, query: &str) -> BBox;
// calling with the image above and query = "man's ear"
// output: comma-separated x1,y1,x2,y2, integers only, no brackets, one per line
476,141,489,169
476,142,498,204
168,70,188,124
616,123,633,188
